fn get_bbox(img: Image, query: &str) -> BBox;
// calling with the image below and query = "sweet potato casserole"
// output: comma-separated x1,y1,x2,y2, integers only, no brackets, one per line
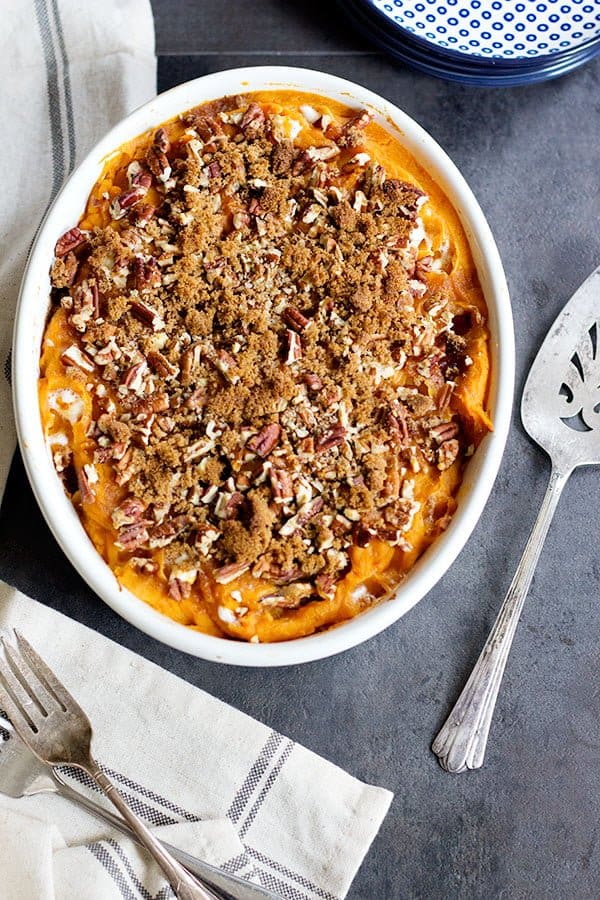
39,91,492,642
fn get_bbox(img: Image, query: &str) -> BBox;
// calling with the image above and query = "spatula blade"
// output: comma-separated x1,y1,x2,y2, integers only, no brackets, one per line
521,264,600,468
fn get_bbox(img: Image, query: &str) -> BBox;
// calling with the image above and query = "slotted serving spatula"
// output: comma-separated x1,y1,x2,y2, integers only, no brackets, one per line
433,264,600,773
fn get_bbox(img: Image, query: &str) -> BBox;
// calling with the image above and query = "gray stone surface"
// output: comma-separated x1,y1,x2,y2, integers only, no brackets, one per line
1,2,600,896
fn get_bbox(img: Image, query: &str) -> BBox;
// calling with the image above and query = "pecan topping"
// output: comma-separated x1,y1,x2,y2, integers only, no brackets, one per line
44,94,488,625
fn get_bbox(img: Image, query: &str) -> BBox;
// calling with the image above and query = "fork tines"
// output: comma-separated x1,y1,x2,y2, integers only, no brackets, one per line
0,631,76,737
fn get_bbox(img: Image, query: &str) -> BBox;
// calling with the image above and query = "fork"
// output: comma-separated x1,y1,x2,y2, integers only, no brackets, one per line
0,630,220,899
0,715,277,900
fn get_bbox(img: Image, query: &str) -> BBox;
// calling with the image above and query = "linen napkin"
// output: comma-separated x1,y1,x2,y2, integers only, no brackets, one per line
0,583,393,899
0,0,156,504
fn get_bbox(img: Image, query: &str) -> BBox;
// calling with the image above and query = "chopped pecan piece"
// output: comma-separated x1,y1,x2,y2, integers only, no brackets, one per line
241,102,265,135
147,350,177,378
50,251,79,288
61,345,95,373
260,582,314,608
302,372,323,393
284,330,302,364
437,439,460,471
69,279,98,332
353,522,375,548
345,110,372,131
122,361,147,391
430,421,459,444
54,227,88,257
146,145,171,183
110,180,151,220
134,203,155,225
208,348,239,384
112,497,146,529
185,112,223,141
293,145,339,175
115,522,149,551
282,306,310,331
437,382,454,410
130,298,165,331
314,425,346,454
381,404,409,446
269,465,294,502
133,256,162,293
247,423,281,458
130,557,157,575
184,387,206,410
168,577,191,601
153,127,170,154
213,562,250,584
77,466,96,504
315,571,337,600
148,515,194,549
280,496,324,537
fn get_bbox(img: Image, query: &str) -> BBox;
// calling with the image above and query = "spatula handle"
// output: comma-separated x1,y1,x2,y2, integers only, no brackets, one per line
432,466,570,773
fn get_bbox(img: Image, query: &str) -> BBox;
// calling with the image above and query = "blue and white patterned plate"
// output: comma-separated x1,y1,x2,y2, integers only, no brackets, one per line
371,0,600,60
342,0,600,84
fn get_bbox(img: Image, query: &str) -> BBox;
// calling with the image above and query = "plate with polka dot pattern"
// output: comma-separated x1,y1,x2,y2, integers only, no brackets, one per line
343,0,600,84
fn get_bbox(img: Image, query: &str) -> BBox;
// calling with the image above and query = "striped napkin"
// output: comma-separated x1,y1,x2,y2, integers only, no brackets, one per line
0,2,393,898
0,585,393,899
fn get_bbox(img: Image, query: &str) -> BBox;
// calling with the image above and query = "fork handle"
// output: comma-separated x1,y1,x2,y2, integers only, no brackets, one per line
51,772,273,899
88,760,221,899
432,466,570,773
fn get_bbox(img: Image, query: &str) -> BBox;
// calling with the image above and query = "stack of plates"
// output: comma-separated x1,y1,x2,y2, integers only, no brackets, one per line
343,0,600,85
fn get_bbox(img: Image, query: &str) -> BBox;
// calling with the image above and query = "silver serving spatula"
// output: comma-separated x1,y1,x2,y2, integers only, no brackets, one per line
433,264,600,773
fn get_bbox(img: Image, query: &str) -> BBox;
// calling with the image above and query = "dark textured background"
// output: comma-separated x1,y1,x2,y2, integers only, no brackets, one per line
2,2,600,897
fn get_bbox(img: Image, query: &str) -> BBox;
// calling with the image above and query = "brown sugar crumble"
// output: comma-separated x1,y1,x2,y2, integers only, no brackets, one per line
44,94,488,620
